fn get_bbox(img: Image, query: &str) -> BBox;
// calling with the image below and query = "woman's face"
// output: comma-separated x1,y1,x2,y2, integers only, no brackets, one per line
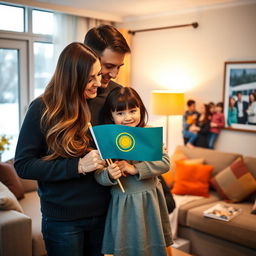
199,104,205,114
84,60,101,99
249,94,255,102
230,97,235,105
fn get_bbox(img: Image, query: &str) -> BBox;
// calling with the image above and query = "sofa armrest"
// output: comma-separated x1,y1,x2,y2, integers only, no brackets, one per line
0,210,32,256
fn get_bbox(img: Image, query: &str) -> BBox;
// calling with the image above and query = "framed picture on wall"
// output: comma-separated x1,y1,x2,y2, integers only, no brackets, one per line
223,61,256,133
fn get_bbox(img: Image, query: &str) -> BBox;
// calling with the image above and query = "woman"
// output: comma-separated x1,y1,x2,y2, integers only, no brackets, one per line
247,92,256,125
228,96,238,126
194,103,211,148
14,42,108,256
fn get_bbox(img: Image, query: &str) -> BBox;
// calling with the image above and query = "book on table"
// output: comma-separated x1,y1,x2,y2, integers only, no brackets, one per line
203,203,242,221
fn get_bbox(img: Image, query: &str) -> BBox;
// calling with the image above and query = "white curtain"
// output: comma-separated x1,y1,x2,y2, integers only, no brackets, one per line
53,13,112,66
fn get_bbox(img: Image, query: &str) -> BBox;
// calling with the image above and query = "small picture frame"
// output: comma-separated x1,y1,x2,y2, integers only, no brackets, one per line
223,61,256,132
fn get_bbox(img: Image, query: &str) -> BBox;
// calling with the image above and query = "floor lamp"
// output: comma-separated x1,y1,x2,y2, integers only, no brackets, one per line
151,90,185,149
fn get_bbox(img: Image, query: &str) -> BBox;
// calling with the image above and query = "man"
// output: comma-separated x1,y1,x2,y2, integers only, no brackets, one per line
182,99,200,147
84,24,131,125
234,91,249,124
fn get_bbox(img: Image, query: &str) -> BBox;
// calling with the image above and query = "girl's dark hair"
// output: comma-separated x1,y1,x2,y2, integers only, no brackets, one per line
104,87,148,127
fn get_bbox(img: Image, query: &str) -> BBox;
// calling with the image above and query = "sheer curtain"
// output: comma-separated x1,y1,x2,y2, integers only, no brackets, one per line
53,13,112,66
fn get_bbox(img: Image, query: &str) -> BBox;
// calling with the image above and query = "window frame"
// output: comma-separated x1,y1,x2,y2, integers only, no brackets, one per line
0,4,53,124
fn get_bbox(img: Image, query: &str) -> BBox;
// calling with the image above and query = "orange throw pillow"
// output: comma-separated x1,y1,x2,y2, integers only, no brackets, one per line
162,169,175,188
172,161,214,197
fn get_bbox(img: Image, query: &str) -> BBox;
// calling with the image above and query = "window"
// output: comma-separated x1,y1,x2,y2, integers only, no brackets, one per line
32,10,54,35
0,4,54,161
34,42,54,98
0,4,24,32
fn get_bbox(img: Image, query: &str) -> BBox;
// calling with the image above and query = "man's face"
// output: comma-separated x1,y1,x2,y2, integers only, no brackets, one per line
237,93,242,101
188,104,196,112
99,48,125,88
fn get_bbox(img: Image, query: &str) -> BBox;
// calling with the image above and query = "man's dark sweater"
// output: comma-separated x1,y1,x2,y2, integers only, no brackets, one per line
14,81,120,220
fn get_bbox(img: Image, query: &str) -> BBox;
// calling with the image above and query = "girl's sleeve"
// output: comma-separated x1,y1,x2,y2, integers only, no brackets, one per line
133,149,171,180
218,114,225,128
14,99,80,182
94,169,117,186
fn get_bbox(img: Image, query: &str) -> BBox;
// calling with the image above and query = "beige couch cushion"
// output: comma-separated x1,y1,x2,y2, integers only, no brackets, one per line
19,191,47,256
244,156,256,178
176,146,241,176
178,192,219,226
0,182,23,213
186,201,256,249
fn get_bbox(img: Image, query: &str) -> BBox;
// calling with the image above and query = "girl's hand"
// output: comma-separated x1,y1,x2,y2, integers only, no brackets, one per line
210,122,217,127
78,150,105,175
117,160,138,176
107,162,122,180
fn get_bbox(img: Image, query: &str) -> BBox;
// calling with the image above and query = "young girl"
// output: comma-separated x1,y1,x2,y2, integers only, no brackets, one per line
95,87,173,256
208,102,225,149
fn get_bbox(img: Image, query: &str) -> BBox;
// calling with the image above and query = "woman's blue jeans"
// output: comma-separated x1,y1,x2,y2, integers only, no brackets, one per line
42,215,106,256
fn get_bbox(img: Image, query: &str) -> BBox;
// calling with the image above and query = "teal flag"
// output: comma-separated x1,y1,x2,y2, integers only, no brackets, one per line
90,124,163,161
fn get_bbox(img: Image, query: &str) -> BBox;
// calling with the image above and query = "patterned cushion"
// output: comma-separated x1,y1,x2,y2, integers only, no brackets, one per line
211,157,256,202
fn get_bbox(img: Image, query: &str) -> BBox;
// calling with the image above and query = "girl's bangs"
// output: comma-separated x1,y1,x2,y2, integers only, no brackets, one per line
113,94,139,112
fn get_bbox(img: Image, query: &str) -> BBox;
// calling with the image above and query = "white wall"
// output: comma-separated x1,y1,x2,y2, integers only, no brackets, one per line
119,2,256,157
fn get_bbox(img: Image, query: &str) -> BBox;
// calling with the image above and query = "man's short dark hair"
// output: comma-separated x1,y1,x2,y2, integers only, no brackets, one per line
84,24,131,56
187,99,195,107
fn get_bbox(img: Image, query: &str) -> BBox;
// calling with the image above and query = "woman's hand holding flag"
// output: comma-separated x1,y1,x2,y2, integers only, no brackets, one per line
78,150,106,175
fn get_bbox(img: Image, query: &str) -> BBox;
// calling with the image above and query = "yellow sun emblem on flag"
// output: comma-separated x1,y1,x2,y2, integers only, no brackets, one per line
116,132,135,152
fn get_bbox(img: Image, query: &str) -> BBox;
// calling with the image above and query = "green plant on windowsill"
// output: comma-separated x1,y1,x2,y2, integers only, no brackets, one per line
0,135,11,161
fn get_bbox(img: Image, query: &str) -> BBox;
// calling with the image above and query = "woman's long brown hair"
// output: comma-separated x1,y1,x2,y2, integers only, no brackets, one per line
41,42,98,160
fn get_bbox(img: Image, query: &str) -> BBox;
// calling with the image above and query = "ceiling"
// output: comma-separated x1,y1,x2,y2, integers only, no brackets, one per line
6,0,253,22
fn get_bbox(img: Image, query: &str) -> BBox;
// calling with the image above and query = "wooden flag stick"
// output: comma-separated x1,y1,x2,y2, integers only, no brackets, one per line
88,123,125,193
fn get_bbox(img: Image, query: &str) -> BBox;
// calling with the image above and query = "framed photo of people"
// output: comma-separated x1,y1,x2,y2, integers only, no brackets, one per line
223,61,256,132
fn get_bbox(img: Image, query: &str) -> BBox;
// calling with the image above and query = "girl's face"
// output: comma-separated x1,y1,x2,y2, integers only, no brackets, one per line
209,106,215,114
111,107,141,127
216,106,223,113
84,60,101,99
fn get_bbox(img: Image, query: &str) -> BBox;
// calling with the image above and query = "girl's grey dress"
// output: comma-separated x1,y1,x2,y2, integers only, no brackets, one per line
95,151,173,256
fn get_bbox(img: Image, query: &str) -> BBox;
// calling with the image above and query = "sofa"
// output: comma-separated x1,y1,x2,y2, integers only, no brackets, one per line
1,146,256,256
0,160,46,256
167,145,256,256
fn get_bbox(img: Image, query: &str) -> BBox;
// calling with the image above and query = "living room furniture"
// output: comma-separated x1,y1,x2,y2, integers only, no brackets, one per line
169,145,256,256
0,160,46,256
1,146,256,256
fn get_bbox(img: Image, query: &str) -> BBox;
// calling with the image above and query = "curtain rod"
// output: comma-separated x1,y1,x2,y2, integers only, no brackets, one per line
128,22,198,35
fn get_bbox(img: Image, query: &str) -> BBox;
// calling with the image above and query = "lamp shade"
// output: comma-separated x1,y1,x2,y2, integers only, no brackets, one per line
151,90,185,115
